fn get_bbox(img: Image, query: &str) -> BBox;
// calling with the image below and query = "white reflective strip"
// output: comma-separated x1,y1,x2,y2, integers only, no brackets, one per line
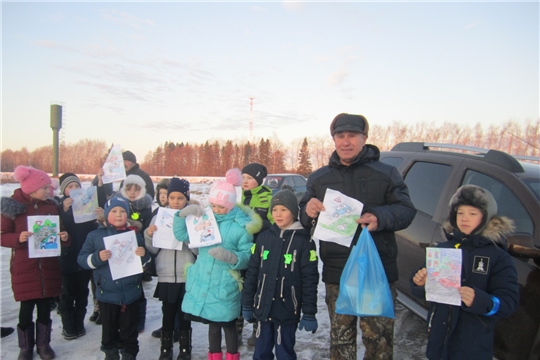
86,254,97,269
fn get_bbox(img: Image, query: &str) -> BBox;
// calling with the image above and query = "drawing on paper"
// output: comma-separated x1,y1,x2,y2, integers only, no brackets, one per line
102,144,127,184
32,218,59,250
426,247,462,306
71,186,98,223
186,207,222,248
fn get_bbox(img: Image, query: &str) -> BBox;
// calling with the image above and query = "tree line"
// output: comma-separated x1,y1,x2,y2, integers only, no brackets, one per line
1,119,538,177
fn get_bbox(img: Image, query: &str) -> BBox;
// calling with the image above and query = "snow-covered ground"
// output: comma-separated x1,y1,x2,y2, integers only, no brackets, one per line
1,180,427,359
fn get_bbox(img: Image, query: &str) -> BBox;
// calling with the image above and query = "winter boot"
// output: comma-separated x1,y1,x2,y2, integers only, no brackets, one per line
120,351,136,360
152,327,162,338
177,329,192,360
208,352,222,360
137,298,147,333
59,303,77,340
247,322,258,347
17,323,34,360
103,347,120,360
159,330,174,360
225,352,240,360
1,327,14,338
89,298,100,322
74,307,87,338
36,321,56,360
235,316,244,346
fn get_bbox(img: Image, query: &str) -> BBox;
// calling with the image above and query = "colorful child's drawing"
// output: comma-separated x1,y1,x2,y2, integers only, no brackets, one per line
152,208,183,250
103,230,143,280
102,144,127,184
27,216,61,258
71,186,98,223
425,247,462,306
312,188,364,247
186,207,222,248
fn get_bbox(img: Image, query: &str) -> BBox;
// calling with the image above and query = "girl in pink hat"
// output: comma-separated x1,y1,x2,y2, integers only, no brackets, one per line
173,168,262,360
1,165,70,360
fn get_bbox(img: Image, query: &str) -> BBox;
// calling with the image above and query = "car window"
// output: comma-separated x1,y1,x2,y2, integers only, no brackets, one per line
283,177,294,187
264,177,282,189
293,176,306,187
380,157,403,169
462,170,534,236
404,162,452,217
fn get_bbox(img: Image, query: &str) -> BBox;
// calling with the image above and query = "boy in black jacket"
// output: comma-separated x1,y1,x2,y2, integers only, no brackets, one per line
242,189,319,359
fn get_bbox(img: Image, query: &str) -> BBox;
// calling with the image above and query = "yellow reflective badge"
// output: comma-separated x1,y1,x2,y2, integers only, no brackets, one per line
251,244,256,254
309,250,318,262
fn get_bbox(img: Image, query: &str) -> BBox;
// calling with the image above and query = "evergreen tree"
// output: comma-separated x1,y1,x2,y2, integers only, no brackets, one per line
296,137,312,177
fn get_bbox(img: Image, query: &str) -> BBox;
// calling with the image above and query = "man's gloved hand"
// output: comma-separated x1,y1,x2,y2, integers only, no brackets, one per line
208,247,238,265
242,306,254,323
178,204,204,218
298,314,318,333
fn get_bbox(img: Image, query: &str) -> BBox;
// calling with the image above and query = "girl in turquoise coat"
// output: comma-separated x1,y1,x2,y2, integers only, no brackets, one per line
173,168,262,360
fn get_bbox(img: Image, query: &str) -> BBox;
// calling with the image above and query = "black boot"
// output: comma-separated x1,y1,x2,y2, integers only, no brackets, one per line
137,298,147,333
159,330,174,360
17,323,34,360
103,347,120,360
2,327,14,338
235,316,244,346
177,329,191,360
247,322,257,347
89,298,99,322
59,302,77,340
74,307,87,337
36,321,56,360
120,351,136,360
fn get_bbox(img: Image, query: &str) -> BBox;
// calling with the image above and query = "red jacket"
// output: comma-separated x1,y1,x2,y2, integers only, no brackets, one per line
1,188,69,302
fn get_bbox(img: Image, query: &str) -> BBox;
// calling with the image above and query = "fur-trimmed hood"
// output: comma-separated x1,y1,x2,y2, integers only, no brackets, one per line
443,215,514,248
216,203,263,236
120,174,147,201
129,194,153,212
1,189,59,220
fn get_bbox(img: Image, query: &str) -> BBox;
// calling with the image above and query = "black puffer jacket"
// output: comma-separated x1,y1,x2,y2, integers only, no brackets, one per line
299,144,416,284
242,222,319,325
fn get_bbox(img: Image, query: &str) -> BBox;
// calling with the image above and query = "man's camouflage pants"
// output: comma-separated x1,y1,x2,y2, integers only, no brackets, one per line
325,282,397,360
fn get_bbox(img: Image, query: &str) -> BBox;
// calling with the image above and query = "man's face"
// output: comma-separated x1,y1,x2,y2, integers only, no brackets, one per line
124,160,135,171
333,131,367,166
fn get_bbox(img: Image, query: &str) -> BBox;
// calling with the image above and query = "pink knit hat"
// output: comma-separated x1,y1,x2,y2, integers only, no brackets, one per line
13,166,52,195
208,168,242,211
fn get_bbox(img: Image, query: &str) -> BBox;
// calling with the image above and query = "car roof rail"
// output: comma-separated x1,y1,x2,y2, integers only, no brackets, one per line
390,142,525,173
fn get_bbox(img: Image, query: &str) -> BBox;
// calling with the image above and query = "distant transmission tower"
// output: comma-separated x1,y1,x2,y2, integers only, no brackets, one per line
249,97,254,142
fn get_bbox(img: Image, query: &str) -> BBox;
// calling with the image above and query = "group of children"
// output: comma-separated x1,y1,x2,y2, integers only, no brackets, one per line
1,161,520,360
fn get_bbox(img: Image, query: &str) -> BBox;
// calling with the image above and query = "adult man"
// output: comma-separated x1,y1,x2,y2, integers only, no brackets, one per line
122,150,155,199
299,113,416,359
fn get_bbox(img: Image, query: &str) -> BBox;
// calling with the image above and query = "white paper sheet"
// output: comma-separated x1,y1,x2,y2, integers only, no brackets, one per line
185,207,222,248
312,188,363,247
103,230,143,280
152,207,183,250
425,247,462,306
27,216,61,258
70,186,98,223
102,144,127,184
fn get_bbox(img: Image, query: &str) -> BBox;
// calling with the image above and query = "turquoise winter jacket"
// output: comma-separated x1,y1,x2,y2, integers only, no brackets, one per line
173,204,262,323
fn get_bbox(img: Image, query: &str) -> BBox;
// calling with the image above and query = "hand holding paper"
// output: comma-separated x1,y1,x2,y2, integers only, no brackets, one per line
179,204,204,218
100,250,112,261
135,246,146,257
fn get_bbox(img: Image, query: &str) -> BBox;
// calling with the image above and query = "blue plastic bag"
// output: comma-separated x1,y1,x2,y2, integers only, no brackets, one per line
335,227,395,318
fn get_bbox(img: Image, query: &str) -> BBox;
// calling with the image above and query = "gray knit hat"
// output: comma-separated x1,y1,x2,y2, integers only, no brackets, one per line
271,189,299,220
448,185,497,236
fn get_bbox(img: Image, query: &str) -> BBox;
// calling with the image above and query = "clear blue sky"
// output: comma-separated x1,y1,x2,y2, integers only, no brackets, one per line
2,1,538,162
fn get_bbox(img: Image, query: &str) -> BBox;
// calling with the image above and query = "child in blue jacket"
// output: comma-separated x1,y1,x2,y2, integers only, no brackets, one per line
78,197,150,360
411,185,519,360
241,189,319,360
173,168,262,360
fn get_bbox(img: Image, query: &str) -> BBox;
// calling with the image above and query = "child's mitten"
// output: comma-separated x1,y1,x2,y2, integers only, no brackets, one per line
178,204,204,218
208,247,238,264
298,314,318,333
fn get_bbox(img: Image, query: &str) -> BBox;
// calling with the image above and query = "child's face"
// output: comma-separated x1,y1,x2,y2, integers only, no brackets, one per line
242,174,259,191
125,184,141,201
456,205,483,235
108,206,128,228
272,205,295,229
168,192,188,210
158,189,168,206
211,203,229,215
65,182,81,197
28,184,52,201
